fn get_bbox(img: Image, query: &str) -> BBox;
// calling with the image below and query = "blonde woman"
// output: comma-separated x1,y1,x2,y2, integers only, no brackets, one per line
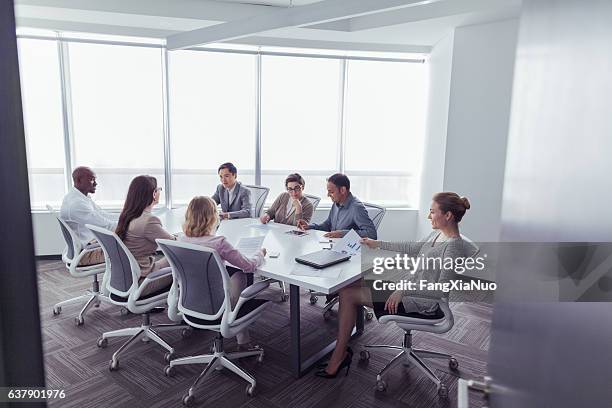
178,196,266,349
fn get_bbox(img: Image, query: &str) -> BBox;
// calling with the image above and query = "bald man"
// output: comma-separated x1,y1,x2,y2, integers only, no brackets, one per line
60,166,116,265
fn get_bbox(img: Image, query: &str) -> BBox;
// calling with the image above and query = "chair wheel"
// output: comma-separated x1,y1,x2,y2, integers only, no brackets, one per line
309,295,318,305
281,294,289,302
120,307,129,316
438,384,448,398
97,337,108,348
75,316,84,326
376,380,387,392
323,310,332,321
94,301,101,308
359,350,370,361
164,352,175,363
365,311,374,321
246,384,255,396
182,394,195,406
257,351,264,364
53,306,61,316
109,359,119,371
449,357,459,370
164,365,176,377
181,327,193,338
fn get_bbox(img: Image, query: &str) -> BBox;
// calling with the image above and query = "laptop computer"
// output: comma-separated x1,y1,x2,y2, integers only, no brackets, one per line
295,250,351,269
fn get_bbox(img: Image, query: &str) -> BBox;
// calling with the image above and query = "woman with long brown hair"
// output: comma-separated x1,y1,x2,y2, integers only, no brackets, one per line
316,192,473,378
116,175,175,295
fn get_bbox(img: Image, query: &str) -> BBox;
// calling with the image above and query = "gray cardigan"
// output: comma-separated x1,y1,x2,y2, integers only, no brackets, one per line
379,232,477,315
265,192,314,226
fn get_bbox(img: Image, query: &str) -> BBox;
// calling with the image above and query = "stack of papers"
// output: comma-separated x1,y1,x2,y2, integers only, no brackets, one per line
236,236,266,257
332,229,362,256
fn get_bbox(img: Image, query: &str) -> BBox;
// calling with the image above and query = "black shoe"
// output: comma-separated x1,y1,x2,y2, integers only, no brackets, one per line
315,347,353,378
316,346,353,369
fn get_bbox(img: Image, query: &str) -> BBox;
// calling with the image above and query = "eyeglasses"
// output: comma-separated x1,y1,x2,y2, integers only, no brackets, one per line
286,185,303,192
155,187,163,192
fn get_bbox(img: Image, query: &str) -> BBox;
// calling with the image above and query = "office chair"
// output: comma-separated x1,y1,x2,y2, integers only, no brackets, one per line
52,217,108,326
156,239,270,406
304,194,321,212
243,184,269,217
363,202,386,231
360,236,479,398
87,225,185,371
310,202,387,321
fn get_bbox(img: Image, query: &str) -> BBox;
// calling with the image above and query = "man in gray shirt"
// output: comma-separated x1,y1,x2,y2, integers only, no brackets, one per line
297,173,377,239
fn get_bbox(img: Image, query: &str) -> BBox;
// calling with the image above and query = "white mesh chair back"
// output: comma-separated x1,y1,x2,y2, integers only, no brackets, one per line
57,217,81,262
157,240,230,321
243,184,269,217
363,202,386,231
87,225,139,295
304,194,321,212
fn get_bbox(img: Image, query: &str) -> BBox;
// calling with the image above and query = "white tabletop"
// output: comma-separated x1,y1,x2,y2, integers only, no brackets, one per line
155,208,363,294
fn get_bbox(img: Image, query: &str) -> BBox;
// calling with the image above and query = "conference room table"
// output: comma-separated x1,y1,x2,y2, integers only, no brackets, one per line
156,208,365,378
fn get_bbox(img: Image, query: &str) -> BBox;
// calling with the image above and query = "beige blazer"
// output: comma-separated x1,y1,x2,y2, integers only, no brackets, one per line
265,192,314,226
122,210,175,276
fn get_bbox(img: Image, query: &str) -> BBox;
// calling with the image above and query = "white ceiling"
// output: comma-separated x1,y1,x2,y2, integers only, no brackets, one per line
14,0,522,52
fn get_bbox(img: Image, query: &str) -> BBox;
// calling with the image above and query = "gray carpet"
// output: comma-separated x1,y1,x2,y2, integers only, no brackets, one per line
37,260,492,408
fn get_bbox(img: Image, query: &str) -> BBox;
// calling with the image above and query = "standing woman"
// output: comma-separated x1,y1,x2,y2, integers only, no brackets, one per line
115,175,175,295
260,173,314,226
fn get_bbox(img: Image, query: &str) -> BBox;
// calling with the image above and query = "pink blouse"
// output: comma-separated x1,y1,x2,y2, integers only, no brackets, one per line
178,234,264,273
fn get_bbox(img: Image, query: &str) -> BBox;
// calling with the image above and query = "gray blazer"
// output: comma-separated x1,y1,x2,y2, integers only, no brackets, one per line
212,182,252,219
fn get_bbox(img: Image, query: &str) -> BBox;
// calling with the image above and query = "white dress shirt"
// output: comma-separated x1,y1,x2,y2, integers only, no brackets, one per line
225,184,237,205
60,187,117,246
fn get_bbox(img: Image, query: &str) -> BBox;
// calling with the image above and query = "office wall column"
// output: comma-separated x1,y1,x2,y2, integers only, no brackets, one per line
337,59,348,174
0,0,46,401
57,33,75,193
161,47,173,208
254,52,262,185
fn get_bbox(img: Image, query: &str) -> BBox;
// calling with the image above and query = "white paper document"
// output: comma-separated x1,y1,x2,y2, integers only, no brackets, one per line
332,229,362,256
291,263,342,279
236,236,266,257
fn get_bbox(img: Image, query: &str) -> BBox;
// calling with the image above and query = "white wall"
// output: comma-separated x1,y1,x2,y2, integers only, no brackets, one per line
443,18,518,243
32,207,418,256
418,32,455,239
419,19,519,281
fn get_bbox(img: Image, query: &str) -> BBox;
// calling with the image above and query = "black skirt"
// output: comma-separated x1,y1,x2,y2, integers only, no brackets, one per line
370,288,444,320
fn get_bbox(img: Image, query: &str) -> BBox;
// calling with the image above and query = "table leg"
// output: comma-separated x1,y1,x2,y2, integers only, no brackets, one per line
290,284,301,377
289,284,365,378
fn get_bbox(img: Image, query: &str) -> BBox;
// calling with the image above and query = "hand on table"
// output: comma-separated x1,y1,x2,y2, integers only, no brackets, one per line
361,237,380,249
323,230,344,239
260,214,271,224
296,219,310,230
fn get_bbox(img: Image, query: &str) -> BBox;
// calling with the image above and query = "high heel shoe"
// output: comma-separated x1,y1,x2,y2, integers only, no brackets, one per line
316,346,353,369
315,347,353,378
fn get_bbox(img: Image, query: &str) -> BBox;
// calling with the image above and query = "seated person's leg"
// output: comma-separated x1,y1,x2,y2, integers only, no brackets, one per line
139,258,173,296
77,246,105,266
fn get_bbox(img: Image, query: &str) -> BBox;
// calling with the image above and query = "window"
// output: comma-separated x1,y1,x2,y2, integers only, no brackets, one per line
261,56,341,203
169,50,256,204
344,60,428,207
17,38,66,209
67,42,166,207
17,33,428,211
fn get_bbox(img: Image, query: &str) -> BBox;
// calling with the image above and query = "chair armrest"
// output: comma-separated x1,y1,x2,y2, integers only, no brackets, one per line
84,242,101,250
144,267,173,280
239,279,270,300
